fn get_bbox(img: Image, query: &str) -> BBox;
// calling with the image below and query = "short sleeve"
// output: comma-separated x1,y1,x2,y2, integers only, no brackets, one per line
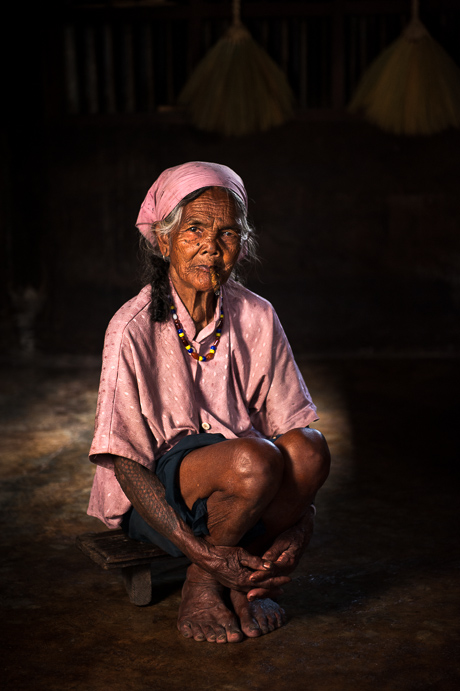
89,319,157,471
249,308,318,437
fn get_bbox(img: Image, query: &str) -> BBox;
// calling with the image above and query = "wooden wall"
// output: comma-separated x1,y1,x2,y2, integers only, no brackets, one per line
2,1,460,357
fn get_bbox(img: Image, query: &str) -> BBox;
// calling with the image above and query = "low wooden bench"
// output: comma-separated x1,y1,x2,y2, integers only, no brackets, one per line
76,530,187,606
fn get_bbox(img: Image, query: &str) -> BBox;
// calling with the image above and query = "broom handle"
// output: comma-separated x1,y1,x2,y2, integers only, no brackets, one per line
232,0,242,27
406,0,427,39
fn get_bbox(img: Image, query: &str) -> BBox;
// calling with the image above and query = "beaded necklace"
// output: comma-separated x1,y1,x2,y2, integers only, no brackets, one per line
170,297,224,362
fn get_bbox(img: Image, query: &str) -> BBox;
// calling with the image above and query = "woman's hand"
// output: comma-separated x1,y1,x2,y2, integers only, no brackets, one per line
245,506,316,600
199,543,291,593
114,456,289,593
198,504,315,594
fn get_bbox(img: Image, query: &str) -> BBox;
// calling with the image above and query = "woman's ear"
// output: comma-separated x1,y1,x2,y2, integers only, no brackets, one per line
155,229,169,258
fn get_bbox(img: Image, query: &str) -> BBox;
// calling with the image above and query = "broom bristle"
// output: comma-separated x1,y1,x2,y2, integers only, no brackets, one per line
349,32,460,135
178,29,295,137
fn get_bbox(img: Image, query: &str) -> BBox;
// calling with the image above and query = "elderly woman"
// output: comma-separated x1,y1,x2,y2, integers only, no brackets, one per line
88,161,330,644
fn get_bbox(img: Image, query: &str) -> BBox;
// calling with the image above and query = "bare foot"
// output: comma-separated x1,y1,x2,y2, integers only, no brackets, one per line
177,565,243,643
230,589,287,638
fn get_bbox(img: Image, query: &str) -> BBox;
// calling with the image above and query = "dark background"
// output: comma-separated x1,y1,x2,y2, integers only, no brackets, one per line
2,0,460,358
2,5,460,686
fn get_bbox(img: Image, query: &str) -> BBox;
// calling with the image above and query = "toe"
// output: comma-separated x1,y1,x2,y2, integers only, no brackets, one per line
257,613,271,635
225,626,244,643
266,608,279,632
243,618,262,638
203,625,217,642
266,615,277,632
275,605,287,628
265,602,286,631
178,621,193,639
235,607,261,638
190,624,206,642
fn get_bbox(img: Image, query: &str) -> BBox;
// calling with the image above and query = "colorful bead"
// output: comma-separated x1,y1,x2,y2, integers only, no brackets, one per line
170,298,224,363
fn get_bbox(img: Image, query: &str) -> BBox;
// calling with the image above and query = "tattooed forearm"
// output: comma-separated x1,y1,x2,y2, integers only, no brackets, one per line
113,456,205,559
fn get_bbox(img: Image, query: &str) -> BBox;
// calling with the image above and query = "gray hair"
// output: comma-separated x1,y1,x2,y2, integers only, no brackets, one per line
146,186,258,275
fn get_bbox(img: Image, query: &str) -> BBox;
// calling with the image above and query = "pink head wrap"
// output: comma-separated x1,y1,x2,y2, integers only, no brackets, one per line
135,161,248,246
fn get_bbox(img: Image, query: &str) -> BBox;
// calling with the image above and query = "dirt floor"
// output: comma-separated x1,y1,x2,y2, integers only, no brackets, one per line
1,356,459,691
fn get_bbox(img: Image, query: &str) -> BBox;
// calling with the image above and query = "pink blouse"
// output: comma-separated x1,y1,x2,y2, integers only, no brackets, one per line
88,280,318,528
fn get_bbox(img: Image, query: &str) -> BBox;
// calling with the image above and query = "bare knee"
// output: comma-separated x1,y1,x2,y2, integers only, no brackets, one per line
230,438,284,500
275,427,331,492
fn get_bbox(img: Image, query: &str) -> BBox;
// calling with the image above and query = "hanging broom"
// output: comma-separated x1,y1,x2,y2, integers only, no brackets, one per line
348,0,460,135
177,0,295,137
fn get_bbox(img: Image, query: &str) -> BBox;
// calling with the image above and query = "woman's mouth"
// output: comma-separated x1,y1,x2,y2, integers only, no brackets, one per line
195,264,220,273
194,265,221,292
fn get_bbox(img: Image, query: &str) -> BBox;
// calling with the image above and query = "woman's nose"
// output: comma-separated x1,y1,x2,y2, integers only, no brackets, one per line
200,232,219,254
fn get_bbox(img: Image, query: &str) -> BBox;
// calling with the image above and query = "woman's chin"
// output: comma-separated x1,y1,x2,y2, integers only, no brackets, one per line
190,272,222,294
177,277,215,296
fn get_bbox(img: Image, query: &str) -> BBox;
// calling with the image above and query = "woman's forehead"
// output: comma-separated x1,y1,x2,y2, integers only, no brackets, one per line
182,188,237,222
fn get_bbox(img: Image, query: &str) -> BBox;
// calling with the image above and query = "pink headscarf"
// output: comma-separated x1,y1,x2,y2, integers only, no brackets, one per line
136,161,248,246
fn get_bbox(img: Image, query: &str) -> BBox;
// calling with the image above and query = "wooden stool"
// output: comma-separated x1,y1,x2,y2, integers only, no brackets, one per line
76,529,186,606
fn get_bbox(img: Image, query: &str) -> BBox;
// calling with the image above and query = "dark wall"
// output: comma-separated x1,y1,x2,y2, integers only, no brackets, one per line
2,114,460,357
2,1,460,358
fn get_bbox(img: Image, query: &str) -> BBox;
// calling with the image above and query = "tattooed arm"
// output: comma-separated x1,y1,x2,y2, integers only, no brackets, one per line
113,456,286,592
113,456,207,559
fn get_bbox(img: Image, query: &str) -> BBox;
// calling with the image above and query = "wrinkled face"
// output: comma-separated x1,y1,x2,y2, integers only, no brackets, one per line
157,187,242,296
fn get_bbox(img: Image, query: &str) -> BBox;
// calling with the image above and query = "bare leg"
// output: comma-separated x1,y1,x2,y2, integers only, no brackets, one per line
177,430,330,642
244,428,329,600
177,438,283,642
265,428,330,535
230,429,330,635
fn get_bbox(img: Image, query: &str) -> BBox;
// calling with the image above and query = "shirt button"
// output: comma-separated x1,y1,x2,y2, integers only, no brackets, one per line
201,422,211,431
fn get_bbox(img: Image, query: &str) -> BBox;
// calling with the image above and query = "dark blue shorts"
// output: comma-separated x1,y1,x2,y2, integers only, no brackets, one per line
121,433,264,557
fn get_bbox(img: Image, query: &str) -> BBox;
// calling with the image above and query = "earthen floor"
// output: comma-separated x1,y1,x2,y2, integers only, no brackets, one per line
1,357,459,691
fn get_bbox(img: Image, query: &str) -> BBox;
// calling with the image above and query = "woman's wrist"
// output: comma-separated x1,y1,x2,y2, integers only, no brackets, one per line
181,534,216,570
